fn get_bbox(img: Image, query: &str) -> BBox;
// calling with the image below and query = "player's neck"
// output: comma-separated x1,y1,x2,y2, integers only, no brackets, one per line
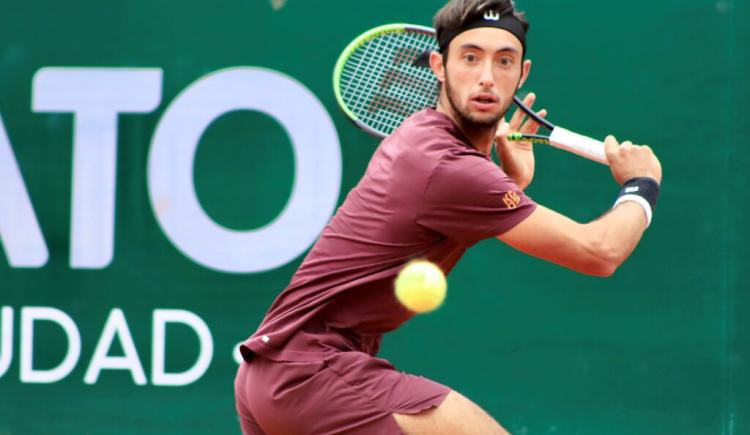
436,103,496,156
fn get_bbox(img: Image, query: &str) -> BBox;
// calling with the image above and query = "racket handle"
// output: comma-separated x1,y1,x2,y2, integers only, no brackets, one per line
548,127,609,165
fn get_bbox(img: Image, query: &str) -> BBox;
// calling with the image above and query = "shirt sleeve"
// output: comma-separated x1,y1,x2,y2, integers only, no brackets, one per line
416,152,537,245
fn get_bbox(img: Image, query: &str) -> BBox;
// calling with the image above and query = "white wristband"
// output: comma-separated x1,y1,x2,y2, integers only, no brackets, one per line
613,194,653,228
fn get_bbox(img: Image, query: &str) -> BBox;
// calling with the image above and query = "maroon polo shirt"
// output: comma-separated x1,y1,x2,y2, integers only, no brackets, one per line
240,109,536,362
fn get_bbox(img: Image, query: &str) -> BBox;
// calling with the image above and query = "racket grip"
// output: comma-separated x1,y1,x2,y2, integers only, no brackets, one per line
548,127,608,165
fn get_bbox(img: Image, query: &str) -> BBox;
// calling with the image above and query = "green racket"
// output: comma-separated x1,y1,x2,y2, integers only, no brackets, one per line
333,23,608,165
333,24,439,138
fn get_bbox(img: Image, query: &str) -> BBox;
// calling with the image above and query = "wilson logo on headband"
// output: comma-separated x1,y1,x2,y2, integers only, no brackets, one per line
484,10,501,21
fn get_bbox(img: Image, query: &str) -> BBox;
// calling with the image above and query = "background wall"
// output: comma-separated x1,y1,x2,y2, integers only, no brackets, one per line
0,0,747,434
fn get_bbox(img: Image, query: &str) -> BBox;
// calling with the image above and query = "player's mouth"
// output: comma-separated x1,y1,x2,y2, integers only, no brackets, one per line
469,93,499,111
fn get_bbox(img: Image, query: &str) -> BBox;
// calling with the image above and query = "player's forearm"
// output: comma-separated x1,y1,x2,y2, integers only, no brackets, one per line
497,202,650,277
581,201,647,276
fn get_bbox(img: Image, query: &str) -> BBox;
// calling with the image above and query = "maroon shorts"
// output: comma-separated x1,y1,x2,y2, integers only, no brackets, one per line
234,351,451,434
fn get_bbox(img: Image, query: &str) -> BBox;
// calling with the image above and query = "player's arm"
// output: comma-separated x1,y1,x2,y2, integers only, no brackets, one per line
498,203,647,276
497,135,662,277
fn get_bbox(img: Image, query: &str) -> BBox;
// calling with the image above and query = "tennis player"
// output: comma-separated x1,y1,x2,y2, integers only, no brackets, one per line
235,0,662,433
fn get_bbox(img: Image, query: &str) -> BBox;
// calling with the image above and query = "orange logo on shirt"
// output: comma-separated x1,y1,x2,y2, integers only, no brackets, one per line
502,191,521,209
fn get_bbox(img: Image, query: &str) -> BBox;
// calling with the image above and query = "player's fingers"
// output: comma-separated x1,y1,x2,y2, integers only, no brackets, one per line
520,109,547,135
521,92,536,107
508,108,525,131
509,92,535,129
604,135,619,157
495,120,511,144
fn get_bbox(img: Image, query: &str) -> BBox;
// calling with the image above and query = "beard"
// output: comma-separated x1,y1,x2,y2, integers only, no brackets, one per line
443,74,514,135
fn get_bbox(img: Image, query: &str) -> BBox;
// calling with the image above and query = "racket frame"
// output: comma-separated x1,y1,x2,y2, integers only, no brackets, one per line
333,23,436,138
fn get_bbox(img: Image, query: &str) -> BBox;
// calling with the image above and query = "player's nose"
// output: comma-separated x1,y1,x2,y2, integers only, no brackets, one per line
478,60,495,88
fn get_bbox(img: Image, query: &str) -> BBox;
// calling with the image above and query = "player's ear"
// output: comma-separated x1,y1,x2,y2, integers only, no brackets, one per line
517,59,532,89
429,51,446,83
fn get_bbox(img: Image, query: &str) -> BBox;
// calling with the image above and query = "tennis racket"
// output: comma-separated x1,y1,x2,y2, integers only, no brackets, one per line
333,23,608,165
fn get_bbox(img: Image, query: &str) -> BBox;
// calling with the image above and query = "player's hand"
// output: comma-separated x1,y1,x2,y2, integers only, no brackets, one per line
494,92,546,189
604,136,662,185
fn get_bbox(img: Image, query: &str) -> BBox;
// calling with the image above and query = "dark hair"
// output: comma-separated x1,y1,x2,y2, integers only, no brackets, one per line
433,0,529,61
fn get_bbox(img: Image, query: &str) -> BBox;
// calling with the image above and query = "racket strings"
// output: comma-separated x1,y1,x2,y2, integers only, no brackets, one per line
340,30,438,136
343,37,422,128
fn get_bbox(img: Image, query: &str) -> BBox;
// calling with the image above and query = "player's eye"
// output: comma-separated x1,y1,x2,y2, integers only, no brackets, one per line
498,57,513,67
463,54,478,63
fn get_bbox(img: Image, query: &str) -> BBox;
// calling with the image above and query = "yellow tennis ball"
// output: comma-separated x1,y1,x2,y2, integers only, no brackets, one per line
395,260,447,313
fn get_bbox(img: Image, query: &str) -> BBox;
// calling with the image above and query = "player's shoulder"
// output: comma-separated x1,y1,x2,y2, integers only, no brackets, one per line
398,109,462,143
395,109,486,159
423,149,521,210
377,108,498,186
430,148,506,192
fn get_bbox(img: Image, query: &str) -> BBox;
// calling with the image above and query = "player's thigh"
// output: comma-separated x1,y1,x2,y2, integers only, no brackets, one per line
392,390,511,435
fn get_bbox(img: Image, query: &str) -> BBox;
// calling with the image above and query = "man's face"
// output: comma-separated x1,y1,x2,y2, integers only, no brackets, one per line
435,27,529,130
